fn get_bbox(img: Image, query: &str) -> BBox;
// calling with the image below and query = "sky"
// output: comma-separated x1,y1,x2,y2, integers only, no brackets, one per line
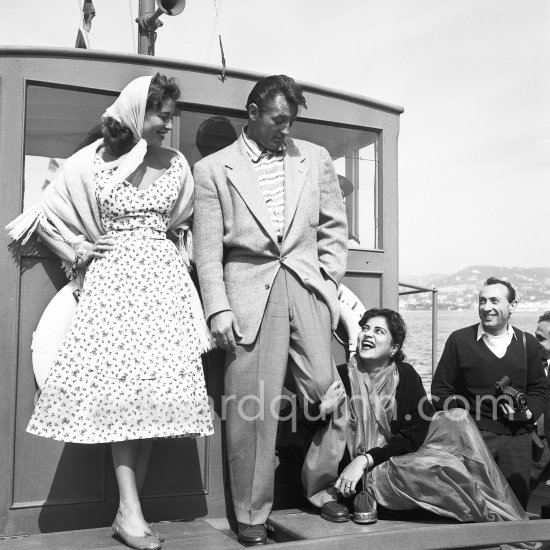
1,0,549,275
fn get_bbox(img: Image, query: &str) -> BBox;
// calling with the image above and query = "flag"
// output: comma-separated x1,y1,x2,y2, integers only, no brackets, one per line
82,0,96,32
75,0,96,49
75,29,88,49
42,158,62,190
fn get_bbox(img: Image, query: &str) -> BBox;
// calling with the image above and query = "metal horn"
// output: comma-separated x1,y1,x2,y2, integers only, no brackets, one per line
156,0,186,16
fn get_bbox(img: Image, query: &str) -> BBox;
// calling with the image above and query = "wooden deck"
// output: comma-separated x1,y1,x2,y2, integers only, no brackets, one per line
0,519,242,549
267,509,550,549
2,461,550,549
2,511,550,550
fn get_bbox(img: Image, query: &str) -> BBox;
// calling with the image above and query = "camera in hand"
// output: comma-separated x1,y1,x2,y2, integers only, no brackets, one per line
495,375,528,413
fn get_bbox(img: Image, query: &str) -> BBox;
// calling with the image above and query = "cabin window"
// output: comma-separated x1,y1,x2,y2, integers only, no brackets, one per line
23,84,116,209
178,108,381,251
23,87,381,251
316,128,379,251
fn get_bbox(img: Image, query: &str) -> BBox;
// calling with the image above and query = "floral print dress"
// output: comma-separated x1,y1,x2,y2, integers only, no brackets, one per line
27,154,214,443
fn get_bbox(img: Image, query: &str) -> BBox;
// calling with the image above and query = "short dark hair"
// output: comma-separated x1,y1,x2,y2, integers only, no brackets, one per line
245,74,307,115
538,311,550,323
483,277,516,303
359,308,407,363
102,72,181,156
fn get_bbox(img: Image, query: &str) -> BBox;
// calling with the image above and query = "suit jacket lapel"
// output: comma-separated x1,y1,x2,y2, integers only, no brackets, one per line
283,139,309,239
225,139,278,245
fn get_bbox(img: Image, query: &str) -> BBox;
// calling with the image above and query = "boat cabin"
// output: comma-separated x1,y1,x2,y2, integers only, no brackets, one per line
0,45,404,540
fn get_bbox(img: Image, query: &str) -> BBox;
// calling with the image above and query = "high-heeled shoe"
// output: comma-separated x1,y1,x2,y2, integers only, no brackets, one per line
112,516,161,550
148,523,166,543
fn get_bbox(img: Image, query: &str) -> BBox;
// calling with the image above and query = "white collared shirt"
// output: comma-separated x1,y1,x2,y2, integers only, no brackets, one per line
476,323,516,359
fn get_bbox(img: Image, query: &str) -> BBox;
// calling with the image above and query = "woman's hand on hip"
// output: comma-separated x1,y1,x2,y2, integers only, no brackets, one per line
334,455,370,497
78,234,115,268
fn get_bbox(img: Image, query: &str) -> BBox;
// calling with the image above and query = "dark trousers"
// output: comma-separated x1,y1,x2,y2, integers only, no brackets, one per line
480,429,532,508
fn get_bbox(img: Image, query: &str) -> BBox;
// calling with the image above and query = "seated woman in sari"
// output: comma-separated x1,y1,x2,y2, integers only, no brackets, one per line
315,308,527,524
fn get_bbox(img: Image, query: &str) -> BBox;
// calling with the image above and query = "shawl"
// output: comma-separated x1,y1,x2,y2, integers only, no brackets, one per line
347,355,399,459
7,75,193,261
6,139,194,265
6,143,209,353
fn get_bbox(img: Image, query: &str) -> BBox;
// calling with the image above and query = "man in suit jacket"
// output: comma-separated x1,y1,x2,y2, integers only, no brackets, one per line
194,75,348,544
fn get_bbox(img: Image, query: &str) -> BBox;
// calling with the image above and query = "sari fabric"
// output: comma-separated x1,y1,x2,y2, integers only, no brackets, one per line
346,356,398,458
347,359,527,522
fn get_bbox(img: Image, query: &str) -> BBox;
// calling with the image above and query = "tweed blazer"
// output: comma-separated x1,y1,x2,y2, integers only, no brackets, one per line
193,136,348,345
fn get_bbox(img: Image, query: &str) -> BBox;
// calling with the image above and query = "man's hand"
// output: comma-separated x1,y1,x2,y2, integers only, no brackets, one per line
499,402,533,422
210,311,242,353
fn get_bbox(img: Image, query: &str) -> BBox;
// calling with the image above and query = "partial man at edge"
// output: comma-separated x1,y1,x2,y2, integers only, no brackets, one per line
535,312,550,458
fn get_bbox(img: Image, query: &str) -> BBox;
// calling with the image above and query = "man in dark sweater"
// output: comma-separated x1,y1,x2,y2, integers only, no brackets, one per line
431,277,546,507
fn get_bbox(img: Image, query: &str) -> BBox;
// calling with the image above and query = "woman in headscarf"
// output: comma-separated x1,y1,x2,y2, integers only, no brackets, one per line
6,74,213,550
313,308,528,526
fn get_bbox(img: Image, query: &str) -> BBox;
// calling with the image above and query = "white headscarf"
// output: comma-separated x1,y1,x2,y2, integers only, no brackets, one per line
102,74,154,193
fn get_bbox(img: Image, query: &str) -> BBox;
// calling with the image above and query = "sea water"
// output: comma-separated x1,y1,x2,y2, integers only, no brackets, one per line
402,310,541,395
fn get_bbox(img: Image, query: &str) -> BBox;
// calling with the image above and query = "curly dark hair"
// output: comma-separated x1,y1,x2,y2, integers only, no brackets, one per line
245,74,307,115
539,311,550,323
102,72,181,155
146,72,181,111
101,117,134,156
359,308,407,363
73,123,103,154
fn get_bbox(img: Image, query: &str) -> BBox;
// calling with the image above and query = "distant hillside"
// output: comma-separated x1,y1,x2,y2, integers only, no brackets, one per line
400,265,550,311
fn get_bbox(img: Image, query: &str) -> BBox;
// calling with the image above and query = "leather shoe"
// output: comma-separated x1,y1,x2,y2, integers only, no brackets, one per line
320,501,350,523
237,523,268,546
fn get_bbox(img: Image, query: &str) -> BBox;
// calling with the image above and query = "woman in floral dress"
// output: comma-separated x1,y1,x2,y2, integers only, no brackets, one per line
6,74,213,550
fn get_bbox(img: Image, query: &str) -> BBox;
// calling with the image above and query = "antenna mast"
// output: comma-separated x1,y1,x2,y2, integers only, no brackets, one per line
136,0,186,56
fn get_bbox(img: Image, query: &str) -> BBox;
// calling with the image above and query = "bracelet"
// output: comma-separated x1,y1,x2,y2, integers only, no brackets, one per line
70,250,84,280
359,452,373,469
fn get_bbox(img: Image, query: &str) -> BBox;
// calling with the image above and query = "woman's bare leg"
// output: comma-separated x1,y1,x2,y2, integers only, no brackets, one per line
112,440,152,537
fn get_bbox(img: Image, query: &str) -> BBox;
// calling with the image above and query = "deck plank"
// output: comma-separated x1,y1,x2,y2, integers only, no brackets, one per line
267,510,550,549
0,519,242,550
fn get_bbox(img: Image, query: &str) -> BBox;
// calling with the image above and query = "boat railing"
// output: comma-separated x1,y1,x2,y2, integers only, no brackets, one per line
399,282,439,374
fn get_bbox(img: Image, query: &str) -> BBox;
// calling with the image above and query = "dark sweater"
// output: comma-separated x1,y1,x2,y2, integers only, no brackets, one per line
431,324,546,435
